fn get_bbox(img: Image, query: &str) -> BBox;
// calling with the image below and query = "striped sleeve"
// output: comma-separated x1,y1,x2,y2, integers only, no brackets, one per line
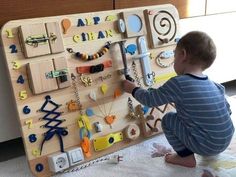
132,77,182,107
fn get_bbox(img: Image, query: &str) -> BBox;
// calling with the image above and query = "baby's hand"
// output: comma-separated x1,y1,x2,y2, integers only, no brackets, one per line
122,80,137,94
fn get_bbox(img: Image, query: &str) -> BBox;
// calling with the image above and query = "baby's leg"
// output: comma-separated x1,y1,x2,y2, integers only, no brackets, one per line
161,112,196,168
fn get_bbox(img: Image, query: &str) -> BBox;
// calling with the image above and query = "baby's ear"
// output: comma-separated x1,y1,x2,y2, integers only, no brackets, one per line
179,48,188,62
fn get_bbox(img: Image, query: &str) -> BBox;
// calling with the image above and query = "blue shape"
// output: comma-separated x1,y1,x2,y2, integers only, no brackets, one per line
93,16,100,25
126,44,137,55
23,106,31,114
29,134,37,143
127,15,142,33
9,44,17,53
160,51,174,59
17,75,24,84
77,19,85,27
79,127,92,140
86,108,94,117
98,31,105,39
142,106,149,115
35,163,44,172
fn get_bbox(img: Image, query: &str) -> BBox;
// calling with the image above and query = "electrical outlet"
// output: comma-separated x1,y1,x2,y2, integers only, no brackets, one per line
48,153,69,172
66,147,84,166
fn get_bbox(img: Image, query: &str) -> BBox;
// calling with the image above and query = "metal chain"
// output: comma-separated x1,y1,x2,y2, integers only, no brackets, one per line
132,61,142,87
71,73,83,115
127,97,137,119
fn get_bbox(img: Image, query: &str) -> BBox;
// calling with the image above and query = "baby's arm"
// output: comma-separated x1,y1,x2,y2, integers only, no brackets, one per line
123,77,182,107
123,80,137,94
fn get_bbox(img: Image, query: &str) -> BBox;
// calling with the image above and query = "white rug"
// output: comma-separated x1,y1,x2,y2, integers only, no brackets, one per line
0,134,236,177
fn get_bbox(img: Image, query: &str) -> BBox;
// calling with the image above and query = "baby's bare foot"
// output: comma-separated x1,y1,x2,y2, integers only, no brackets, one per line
165,153,196,168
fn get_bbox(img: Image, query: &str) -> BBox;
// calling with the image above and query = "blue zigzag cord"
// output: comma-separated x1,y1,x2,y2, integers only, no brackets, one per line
39,95,68,155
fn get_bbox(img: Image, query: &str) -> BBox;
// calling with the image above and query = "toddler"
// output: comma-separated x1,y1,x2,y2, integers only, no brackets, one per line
123,31,235,167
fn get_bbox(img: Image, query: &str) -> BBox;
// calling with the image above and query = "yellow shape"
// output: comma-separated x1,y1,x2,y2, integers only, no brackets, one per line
83,114,92,130
210,160,236,170
85,18,93,25
105,15,118,21
154,72,176,84
101,83,108,94
105,29,113,37
6,29,14,38
32,149,40,157
12,61,21,70
78,114,92,130
73,35,80,43
25,119,33,129
19,90,27,100
87,32,95,41
93,132,123,151
78,115,85,128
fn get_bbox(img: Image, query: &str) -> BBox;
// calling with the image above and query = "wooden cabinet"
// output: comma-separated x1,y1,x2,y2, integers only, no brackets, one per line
0,0,113,27
114,0,206,18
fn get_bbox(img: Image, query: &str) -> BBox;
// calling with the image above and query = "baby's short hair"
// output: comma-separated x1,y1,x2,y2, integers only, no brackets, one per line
176,31,216,70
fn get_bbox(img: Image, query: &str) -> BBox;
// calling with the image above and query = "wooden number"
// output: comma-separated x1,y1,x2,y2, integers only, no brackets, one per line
9,44,17,53
25,119,33,129
19,90,27,100
17,75,24,84
32,149,41,157
12,61,21,70
6,29,14,38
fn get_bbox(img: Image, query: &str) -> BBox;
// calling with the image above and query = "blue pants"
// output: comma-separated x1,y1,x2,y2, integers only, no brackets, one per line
161,112,195,157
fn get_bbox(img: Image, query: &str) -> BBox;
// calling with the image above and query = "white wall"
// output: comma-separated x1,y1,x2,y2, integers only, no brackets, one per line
180,12,236,83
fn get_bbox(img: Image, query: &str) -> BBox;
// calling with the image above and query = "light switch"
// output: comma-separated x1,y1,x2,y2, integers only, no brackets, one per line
66,147,84,166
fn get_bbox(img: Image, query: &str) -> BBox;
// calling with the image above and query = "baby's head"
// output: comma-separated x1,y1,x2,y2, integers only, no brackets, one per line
175,31,216,72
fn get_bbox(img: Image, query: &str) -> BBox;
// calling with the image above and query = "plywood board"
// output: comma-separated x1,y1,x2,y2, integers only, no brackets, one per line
1,4,177,177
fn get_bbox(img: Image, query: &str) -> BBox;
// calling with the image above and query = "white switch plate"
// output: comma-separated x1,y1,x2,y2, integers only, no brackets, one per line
66,147,84,166
48,152,69,172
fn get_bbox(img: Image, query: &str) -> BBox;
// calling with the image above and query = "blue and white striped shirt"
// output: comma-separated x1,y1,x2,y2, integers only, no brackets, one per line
133,74,235,154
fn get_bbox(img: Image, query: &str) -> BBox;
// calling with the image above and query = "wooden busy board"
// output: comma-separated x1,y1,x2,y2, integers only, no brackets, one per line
1,4,179,177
